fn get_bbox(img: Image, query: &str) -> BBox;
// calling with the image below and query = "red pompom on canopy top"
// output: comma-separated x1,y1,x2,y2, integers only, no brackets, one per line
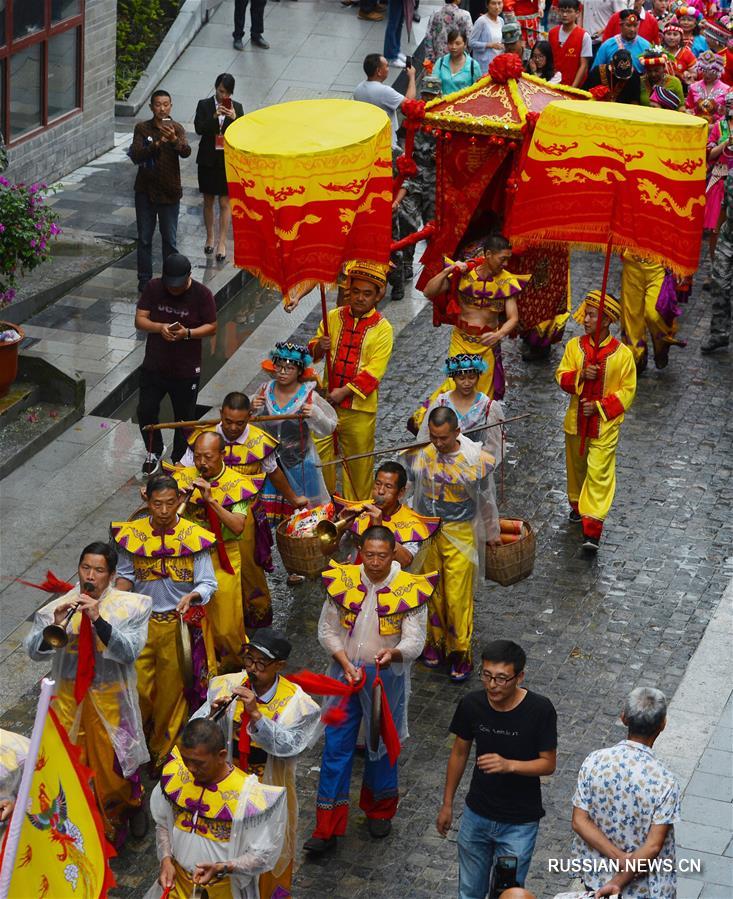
401,98,426,121
395,154,418,176
589,85,611,101
525,111,540,129
489,53,524,83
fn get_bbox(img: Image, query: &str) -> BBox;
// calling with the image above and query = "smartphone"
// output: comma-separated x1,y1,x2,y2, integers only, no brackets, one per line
220,97,233,110
405,55,413,69
490,856,518,898
169,321,182,331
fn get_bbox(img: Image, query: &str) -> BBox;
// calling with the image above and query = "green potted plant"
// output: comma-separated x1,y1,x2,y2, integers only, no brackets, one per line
0,177,60,396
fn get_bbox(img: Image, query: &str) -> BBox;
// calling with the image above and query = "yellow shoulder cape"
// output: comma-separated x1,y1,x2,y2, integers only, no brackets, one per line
322,562,438,619
333,496,441,544
110,516,215,557
187,423,279,466
165,463,265,506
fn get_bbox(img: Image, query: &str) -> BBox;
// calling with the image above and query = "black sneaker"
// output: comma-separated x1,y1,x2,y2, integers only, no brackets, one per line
251,35,270,49
568,509,581,523
233,38,244,50
303,835,337,854
404,264,414,280
582,536,600,551
700,335,729,354
142,452,161,476
367,818,392,838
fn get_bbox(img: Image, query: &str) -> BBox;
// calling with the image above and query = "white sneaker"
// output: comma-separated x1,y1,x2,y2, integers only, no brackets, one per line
141,452,162,476
387,57,406,68
397,52,407,61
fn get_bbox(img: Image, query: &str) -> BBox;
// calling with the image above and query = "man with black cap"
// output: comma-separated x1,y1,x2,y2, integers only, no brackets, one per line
584,48,642,103
198,628,321,898
134,253,218,475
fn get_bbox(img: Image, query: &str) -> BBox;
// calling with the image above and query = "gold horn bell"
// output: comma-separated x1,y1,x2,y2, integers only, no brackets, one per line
316,513,359,556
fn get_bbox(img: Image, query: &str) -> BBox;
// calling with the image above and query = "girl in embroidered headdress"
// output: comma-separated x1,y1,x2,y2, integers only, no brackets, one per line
416,354,505,465
252,342,337,541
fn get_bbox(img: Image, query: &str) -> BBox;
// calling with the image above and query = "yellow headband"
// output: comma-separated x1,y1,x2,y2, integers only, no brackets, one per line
573,289,622,324
343,259,389,288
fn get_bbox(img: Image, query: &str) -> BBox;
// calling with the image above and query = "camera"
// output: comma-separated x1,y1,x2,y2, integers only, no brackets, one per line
489,855,518,898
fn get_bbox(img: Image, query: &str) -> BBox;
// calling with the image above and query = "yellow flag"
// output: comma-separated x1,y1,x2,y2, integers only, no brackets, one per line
0,708,115,898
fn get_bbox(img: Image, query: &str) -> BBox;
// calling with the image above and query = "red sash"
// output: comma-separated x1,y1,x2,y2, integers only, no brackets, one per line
578,334,620,442
549,26,586,86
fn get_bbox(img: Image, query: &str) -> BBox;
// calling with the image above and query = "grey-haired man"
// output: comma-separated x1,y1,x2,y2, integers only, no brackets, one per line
571,687,681,898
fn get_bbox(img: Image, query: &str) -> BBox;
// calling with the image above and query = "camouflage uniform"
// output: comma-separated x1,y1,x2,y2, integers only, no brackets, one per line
703,168,733,352
398,129,437,274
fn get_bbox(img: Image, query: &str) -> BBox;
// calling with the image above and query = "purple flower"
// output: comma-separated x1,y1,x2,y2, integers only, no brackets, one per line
0,177,8,187
35,222,43,231
40,240,46,250
29,239,37,249
50,223,61,235
0,225,5,234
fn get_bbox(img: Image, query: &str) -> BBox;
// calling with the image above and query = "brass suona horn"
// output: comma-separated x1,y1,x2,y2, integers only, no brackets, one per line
316,497,384,556
41,580,94,648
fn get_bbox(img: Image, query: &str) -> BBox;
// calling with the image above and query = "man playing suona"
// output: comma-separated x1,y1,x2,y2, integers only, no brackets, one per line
331,461,441,570
170,432,264,666
25,542,152,846
195,628,321,899
180,391,308,627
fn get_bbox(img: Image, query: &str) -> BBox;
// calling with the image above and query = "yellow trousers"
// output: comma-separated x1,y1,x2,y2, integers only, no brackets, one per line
210,540,246,670
54,683,142,845
422,523,476,662
565,429,620,538
171,860,232,899
136,613,190,770
240,505,272,630
315,407,376,501
260,861,293,899
620,259,676,365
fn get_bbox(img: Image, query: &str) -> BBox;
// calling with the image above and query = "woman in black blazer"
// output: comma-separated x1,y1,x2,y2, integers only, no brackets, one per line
194,73,244,261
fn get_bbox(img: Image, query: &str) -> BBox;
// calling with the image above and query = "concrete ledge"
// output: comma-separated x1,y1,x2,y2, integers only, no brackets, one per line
115,0,224,117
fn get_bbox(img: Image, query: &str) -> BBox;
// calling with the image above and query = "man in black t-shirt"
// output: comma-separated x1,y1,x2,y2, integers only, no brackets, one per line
436,640,557,897
134,253,218,473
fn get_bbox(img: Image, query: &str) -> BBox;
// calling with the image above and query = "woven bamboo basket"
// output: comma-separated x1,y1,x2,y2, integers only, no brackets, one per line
276,521,330,578
485,519,536,586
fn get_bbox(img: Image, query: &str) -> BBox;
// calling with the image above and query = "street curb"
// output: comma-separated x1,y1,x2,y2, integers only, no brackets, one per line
115,0,225,117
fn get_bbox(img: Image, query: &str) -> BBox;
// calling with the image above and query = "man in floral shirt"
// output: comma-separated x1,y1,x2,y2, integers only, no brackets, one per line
424,0,473,62
571,687,681,898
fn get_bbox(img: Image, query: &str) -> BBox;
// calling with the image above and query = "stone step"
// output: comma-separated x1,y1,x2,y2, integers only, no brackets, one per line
0,383,41,428
0,400,79,481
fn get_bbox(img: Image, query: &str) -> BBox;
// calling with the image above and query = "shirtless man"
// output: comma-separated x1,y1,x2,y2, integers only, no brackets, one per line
422,233,528,400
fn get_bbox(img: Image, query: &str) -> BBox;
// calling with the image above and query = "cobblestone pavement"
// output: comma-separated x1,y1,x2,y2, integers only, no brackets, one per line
2,251,731,898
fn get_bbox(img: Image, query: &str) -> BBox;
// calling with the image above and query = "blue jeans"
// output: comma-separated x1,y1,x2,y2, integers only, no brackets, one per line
383,0,404,61
135,192,180,290
457,805,539,898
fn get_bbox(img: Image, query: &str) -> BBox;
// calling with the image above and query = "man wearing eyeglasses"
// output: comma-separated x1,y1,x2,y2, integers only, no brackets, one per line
436,640,557,897
195,628,321,899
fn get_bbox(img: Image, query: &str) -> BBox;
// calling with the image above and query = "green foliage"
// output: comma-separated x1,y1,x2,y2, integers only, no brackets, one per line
0,178,61,307
116,0,184,101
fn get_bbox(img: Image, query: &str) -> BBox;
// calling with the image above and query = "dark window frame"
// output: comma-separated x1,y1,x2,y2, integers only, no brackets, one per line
0,0,85,147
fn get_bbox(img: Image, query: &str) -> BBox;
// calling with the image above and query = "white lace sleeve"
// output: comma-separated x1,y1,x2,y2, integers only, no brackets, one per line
318,599,345,657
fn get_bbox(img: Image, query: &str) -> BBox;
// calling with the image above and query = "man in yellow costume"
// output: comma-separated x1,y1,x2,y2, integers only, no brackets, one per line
331,460,441,569
150,718,286,899
404,405,500,683
308,260,394,501
304,526,436,853
556,290,637,551
180,391,308,628
113,474,218,772
170,432,264,668
25,542,151,847
619,254,686,372
194,629,321,899
421,233,529,403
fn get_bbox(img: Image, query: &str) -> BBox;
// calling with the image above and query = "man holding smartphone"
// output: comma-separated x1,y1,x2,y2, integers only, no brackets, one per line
135,253,218,474
129,90,191,295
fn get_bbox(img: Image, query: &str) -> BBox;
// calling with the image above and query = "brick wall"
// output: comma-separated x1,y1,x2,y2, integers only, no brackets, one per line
7,0,117,185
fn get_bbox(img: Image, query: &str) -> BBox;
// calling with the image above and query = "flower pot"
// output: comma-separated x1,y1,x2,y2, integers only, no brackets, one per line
0,321,24,398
